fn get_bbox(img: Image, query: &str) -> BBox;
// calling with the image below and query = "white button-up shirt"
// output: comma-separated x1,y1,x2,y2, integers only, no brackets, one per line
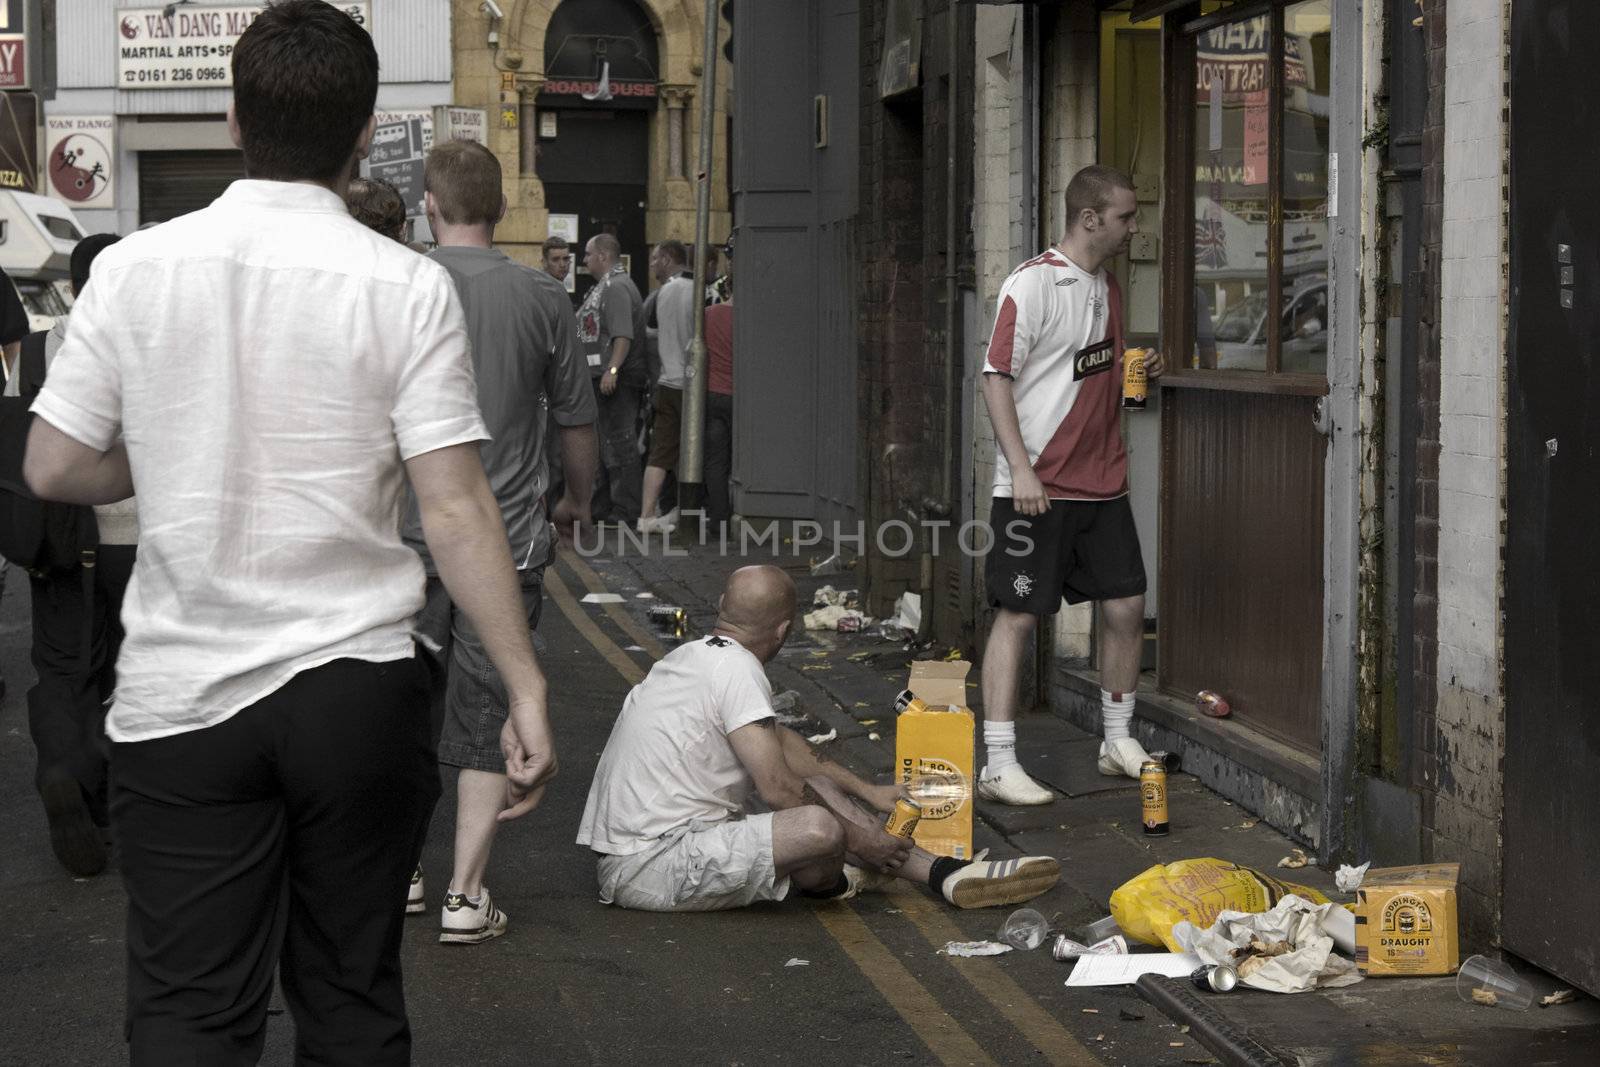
32,180,488,742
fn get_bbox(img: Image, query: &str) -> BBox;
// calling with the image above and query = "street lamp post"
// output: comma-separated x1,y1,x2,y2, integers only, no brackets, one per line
678,0,720,497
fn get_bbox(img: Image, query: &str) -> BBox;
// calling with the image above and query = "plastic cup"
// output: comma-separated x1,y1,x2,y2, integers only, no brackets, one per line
1081,915,1124,943
1456,954,1534,1011
997,908,1050,950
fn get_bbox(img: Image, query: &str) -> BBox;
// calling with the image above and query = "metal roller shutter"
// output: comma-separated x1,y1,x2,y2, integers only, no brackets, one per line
137,150,245,225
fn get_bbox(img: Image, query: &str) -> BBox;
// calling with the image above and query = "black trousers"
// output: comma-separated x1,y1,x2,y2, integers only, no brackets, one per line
704,391,734,524
27,544,136,813
110,655,439,1066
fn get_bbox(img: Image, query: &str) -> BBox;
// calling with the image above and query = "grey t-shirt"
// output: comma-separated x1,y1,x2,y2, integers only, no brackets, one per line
578,265,649,388
405,246,596,571
653,273,696,390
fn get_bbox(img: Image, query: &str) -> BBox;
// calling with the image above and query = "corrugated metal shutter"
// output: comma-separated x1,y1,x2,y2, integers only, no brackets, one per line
137,150,244,224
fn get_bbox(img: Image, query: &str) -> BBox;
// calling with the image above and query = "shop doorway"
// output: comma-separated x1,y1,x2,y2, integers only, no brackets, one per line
1157,2,1332,753
1503,0,1600,998
138,150,244,225
537,108,650,301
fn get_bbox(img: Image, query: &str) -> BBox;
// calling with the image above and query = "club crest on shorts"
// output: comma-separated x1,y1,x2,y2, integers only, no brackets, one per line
1012,572,1035,598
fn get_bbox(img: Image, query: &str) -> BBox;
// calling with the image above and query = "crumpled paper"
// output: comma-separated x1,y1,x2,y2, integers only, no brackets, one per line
940,940,1013,957
1335,861,1371,892
1172,895,1363,994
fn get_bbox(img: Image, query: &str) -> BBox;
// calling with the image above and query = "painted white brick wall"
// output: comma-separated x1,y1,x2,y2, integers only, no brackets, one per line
1437,0,1505,701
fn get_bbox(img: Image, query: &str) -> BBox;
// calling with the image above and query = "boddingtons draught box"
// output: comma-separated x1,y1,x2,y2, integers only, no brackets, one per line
895,660,974,859
1355,863,1461,976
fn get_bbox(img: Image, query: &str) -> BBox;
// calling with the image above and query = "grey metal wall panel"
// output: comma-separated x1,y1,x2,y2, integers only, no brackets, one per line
60,1,449,93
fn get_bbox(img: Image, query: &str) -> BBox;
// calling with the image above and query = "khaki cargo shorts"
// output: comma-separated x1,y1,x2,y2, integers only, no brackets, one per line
595,813,792,912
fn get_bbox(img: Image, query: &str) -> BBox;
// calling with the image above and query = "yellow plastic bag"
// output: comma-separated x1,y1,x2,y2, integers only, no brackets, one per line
1110,858,1334,951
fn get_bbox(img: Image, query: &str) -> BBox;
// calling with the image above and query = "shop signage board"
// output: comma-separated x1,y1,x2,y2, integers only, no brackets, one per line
45,116,116,208
0,0,28,90
116,3,370,89
365,117,426,220
433,106,488,146
0,91,34,191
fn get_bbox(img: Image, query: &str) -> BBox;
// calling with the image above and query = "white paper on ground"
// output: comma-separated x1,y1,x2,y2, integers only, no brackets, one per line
1335,862,1371,892
1172,895,1363,993
1063,952,1203,987
942,940,1013,958
579,592,625,604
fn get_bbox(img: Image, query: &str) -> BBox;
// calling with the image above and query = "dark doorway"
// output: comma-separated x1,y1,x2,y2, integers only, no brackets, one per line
537,111,651,302
1503,0,1600,999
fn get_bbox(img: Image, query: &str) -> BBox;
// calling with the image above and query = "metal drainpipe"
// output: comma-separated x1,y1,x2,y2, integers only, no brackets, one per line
680,0,721,490
919,2,962,643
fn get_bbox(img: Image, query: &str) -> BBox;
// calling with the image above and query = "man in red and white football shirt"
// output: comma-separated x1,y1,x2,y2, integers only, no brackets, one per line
977,165,1166,805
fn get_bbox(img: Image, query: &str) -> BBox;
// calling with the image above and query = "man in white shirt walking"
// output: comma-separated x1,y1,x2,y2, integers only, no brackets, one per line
638,239,695,532
976,165,1165,806
23,3,556,1061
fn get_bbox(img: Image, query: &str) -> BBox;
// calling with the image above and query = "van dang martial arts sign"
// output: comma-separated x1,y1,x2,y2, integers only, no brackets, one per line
116,3,370,89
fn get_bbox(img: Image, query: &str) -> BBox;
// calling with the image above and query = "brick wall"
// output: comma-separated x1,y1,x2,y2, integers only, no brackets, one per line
1423,0,1508,948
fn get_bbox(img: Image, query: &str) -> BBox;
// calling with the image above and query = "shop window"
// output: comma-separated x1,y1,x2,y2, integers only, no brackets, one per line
1176,0,1330,383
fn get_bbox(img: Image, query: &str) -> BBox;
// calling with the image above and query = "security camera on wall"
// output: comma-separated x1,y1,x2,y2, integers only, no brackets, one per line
480,0,505,19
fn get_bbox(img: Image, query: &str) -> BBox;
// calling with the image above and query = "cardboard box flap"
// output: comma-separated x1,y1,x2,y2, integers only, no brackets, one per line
907,660,971,709
1363,863,1460,888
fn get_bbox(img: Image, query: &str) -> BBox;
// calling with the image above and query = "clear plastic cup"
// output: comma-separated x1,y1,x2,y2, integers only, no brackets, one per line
1081,915,1124,943
1456,954,1534,1011
997,908,1051,950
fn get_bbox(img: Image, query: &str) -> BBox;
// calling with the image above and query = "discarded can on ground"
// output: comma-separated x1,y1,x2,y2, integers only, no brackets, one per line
1140,759,1170,836
836,614,864,633
1189,963,1239,993
1196,689,1231,718
1122,347,1149,410
1052,934,1129,961
884,798,922,839
647,605,687,627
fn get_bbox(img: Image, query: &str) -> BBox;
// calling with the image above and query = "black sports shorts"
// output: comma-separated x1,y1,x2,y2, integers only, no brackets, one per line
984,495,1147,615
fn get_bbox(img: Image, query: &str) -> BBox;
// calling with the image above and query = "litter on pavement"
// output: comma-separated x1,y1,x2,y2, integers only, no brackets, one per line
579,592,625,604
1335,861,1371,892
940,940,1013,957
1064,952,1203,987
1172,895,1362,993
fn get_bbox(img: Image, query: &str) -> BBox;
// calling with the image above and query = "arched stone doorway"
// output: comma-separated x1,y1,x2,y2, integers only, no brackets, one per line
536,0,658,300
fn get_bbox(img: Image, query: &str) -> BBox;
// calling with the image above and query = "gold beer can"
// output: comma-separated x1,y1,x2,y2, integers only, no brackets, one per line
893,689,929,715
884,797,922,839
1140,758,1169,836
1122,347,1149,410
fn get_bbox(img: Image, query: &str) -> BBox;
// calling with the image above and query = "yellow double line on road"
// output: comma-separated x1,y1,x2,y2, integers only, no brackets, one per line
548,548,1099,1067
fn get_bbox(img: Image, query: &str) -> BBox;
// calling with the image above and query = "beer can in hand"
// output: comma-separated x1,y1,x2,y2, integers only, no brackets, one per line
1140,759,1169,836
1122,347,1149,410
884,797,922,839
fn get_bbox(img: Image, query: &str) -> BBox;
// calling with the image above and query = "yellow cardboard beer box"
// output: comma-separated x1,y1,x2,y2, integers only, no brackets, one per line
1355,863,1461,976
895,660,975,859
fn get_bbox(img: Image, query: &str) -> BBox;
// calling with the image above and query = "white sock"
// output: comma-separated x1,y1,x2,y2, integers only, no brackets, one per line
1101,689,1135,742
983,720,1020,774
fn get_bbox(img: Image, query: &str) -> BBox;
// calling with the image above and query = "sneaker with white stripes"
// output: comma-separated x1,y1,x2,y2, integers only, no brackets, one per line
939,855,1061,909
439,887,508,945
405,867,425,915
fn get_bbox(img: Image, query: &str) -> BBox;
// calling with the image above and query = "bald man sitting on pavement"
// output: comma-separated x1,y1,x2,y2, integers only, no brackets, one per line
577,565,1062,911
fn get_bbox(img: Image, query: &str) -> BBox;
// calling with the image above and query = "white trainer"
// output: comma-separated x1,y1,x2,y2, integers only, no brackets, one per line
439,888,508,945
1098,737,1154,778
940,855,1062,909
836,863,895,900
405,867,425,916
976,763,1056,806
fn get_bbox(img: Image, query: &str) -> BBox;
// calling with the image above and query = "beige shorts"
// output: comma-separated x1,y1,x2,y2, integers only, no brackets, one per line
596,813,791,912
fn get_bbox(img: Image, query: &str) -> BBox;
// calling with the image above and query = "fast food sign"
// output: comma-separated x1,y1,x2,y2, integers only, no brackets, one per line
116,4,371,89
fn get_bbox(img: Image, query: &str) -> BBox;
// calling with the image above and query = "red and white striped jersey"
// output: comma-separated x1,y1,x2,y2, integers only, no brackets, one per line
982,248,1127,501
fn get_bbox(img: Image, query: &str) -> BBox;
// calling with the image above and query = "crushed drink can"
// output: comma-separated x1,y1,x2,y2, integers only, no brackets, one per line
1122,347,1149,409
647,605,687,627
1052,933,1128,961
884,797,922,839
1189,963,1239,993
836,614,864,633
1196,690,1231,718
1140,759,1169,836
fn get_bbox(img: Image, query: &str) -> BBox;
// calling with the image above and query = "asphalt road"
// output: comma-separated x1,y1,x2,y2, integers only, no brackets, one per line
0,554,1204,1067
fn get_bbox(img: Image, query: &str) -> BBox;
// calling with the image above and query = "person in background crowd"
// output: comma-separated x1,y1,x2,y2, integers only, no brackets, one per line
0,264,33,705
22,3,556,1059
541,235,573,291
7,234,128,879
638,239,694,534
408,139,596,944
344,176,409,244
577,233,648,525
702,273,735,528
976,165,1165,807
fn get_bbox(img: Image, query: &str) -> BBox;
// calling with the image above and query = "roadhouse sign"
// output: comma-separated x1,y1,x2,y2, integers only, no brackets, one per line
116,3,370,89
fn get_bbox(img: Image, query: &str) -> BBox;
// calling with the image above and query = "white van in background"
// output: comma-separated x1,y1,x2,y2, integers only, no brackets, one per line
0,190,89,332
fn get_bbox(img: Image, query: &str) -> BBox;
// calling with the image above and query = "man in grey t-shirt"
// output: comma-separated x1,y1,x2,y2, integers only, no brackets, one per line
406,140,598,944
578,233,648,523
639,240,695,532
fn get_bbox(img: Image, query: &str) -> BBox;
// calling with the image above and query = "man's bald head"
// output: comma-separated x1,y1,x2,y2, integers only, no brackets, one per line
715,566,797,662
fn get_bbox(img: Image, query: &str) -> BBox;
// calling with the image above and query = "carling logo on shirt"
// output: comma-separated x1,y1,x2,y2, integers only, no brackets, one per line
1073,338,1114,381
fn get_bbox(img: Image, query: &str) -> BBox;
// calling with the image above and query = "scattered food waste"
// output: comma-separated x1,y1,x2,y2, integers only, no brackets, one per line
1277,848,1309,869
1471,988,1498,1007
1541,989,1576,1007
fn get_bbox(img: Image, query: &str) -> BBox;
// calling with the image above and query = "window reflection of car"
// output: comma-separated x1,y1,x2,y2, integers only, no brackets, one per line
1211,275,1327,373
